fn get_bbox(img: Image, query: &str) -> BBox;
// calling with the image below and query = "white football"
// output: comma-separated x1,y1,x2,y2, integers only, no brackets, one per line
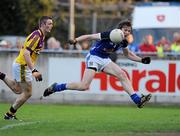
109,29,124,43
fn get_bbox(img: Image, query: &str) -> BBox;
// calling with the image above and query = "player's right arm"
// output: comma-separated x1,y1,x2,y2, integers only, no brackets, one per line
76,33,101,41
69,33,101,45
69,31,112,45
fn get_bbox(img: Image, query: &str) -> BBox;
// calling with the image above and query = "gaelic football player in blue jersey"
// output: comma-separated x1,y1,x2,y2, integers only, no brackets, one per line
43,20,152,108
0,16,53,120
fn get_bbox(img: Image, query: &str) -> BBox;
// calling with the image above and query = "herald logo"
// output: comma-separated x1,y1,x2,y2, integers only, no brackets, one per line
81,62,180,93
157,15,165,22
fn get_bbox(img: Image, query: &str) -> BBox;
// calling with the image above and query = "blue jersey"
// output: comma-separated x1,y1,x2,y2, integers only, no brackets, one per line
90,31,128,58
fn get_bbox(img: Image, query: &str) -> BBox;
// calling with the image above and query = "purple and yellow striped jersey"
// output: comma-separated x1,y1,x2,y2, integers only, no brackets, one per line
15,29,44,65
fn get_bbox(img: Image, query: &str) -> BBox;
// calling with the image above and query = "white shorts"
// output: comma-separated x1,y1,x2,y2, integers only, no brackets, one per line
85,53,112,72
13,62,33,82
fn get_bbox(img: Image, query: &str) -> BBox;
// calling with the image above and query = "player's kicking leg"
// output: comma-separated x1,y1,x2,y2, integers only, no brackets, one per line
103,62,152,108
43,68,96,98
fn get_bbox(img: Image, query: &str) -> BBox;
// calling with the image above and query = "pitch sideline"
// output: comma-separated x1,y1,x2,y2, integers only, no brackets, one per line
0,121,41,130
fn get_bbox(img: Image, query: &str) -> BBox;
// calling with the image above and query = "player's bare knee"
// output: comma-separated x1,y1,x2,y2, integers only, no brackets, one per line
79,84,89,91
13,88,22,94
117,71,128,81
14,90,22,94
27,92,32,98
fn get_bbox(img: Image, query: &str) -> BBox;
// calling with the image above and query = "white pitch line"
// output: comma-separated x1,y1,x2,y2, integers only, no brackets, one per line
0,121,41,130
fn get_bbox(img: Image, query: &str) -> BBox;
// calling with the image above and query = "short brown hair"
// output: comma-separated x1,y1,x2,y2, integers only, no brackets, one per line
39,16,52,27
117,20,132,32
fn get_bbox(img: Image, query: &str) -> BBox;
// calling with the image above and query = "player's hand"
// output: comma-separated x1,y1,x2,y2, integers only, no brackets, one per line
125,34,134,44
68,39,77,45
141,57,151,64
32,69,43,81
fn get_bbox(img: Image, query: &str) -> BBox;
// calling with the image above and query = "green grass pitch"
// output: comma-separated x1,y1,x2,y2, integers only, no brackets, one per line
0,103,180,136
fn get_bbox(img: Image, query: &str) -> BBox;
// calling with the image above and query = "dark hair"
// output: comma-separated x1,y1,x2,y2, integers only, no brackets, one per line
39,16,52,27
117,20,132,32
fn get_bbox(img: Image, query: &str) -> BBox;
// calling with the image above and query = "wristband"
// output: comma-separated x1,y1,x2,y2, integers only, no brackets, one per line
32,69,38,73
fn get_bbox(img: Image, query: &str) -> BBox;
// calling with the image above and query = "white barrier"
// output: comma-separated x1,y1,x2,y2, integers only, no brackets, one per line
0,50,180,104
49,58,180,96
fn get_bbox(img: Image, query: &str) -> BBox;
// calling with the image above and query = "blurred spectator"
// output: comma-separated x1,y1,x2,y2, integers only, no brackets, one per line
0,40,12,48
63,43,69,50
0,40,8,48
139,34,157,54
156,36,171,58
6,40,13,48
171,32,180,53
81,41,90,50
79,41,90,57
172,32,180,43
47,37,62,50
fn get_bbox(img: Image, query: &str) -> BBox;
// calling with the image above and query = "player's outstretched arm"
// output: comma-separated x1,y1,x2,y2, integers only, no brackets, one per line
69,33,101,45
122,34,151,64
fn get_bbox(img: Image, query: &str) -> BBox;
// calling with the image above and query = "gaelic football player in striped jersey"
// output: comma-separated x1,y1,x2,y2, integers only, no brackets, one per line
0,16,53,120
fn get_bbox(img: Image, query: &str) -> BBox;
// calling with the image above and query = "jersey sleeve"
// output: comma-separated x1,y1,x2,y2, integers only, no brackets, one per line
26,34,40,53
100,31,111,40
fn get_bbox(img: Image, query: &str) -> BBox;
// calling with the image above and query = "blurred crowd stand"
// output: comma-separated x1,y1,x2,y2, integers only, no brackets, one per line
0,33,180,60
130,32,180,59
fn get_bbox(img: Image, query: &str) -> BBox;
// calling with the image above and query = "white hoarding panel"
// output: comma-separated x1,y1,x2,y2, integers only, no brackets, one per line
49,58,180,96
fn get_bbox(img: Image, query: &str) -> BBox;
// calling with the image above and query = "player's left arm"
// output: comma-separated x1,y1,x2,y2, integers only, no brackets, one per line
123,48,151,64
24,35,39,70
123,34,151,64
123,48,141,62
